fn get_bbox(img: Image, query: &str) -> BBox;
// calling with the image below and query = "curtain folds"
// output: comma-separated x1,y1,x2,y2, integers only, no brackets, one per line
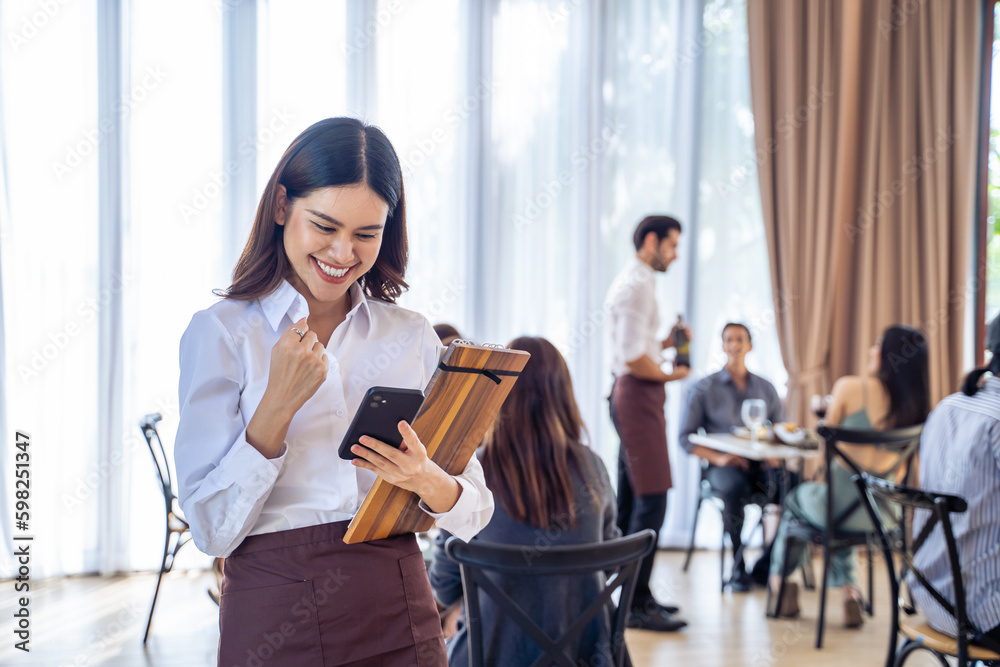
748,0,982,420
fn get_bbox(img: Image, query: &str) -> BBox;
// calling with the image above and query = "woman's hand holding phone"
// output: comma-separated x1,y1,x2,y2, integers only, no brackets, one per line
247,317,328,459
350,420,462,514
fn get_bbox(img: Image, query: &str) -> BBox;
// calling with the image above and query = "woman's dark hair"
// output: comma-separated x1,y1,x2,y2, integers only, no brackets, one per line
876,325,930,428
632,214,682,251
962,314,1000,396
218,117,408,302
433,323,461,343
480,337,598,530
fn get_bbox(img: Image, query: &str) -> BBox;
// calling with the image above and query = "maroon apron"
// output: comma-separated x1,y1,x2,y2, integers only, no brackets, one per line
218,520,446,667
610,374,672,495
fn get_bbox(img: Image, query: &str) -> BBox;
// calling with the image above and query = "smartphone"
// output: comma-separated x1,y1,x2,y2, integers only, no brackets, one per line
337,386,426,460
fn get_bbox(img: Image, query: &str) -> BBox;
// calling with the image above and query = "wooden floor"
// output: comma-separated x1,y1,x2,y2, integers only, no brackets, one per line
0,549,946,666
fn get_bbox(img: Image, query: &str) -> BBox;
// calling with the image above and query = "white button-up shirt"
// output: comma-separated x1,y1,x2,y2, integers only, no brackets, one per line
175,280,494,557
605,255,662,375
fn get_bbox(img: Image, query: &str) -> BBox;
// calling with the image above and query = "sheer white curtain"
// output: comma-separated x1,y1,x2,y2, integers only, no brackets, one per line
256,0,348,194
373,0,470,329
597,0,704,547
122,1,228,572
0,4,11,574
1,0,99,577
0,0,783,576
684,0,785,547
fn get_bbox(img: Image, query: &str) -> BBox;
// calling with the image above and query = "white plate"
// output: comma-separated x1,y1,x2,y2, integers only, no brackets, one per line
730,425,773,441
774,423,806,445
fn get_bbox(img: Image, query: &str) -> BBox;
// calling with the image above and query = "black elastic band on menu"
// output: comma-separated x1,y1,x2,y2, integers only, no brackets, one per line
437,362,521,385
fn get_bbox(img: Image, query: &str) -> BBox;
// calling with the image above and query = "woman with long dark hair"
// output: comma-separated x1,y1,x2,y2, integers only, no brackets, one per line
768,325,930,627
428,336,620,666
174,117,493,665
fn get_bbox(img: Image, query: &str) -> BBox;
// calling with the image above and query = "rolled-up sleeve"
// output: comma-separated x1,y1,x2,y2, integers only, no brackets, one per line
175,311,287,557
419,454,494,542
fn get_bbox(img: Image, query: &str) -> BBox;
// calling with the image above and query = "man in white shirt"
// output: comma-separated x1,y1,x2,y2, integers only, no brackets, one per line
606,215,690,632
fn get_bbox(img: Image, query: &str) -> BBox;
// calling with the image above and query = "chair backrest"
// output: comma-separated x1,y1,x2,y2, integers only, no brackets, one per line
816,423,923,533
852,473,1000,663
445,529,656,667
139,413,178,517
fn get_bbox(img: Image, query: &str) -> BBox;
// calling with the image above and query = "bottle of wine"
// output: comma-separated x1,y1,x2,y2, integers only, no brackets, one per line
673,315,690,367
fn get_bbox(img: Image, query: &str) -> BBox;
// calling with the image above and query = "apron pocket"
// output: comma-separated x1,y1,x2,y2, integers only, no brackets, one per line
219,580,325,667
399,551,446,648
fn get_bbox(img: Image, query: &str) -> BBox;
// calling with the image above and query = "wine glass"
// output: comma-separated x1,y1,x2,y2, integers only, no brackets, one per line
741,398,767,445
810,394,834,422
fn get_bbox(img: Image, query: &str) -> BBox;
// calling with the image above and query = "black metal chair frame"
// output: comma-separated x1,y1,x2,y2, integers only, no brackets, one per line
444,529,656,667
139,412,193,644
683,458,767,591
768,422,923,649
854,473,1000,667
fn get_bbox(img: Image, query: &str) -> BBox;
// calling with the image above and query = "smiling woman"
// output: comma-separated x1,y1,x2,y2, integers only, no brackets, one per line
275,185,390,340
173,117,494,666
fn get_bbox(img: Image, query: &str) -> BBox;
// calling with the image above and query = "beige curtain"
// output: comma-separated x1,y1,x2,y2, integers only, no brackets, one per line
748,0,982,423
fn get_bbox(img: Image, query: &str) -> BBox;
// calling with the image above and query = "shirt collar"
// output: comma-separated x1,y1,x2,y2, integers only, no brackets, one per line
718,366,755,386
259,280,373,339
624,255,655,285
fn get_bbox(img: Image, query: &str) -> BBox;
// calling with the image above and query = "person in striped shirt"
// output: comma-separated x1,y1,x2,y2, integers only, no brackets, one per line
909,315,1000,647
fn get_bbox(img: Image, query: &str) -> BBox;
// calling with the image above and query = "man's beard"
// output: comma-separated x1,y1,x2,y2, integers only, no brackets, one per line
649,250,668,272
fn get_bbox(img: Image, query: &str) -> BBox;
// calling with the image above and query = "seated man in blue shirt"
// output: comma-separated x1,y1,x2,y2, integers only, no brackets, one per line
679,322,787,591
908,316,1000,648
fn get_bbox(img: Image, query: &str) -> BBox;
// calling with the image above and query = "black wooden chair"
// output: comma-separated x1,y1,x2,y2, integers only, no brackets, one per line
767,422,923,649
444,529,655,667
139,412,193,644
854,473,1000,667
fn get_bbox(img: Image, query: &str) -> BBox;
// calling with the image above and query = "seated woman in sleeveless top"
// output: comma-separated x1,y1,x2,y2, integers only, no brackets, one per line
768,325,930,627
428,336,621,667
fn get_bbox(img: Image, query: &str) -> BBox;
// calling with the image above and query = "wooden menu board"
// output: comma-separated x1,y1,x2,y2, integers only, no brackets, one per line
343,342,530,544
